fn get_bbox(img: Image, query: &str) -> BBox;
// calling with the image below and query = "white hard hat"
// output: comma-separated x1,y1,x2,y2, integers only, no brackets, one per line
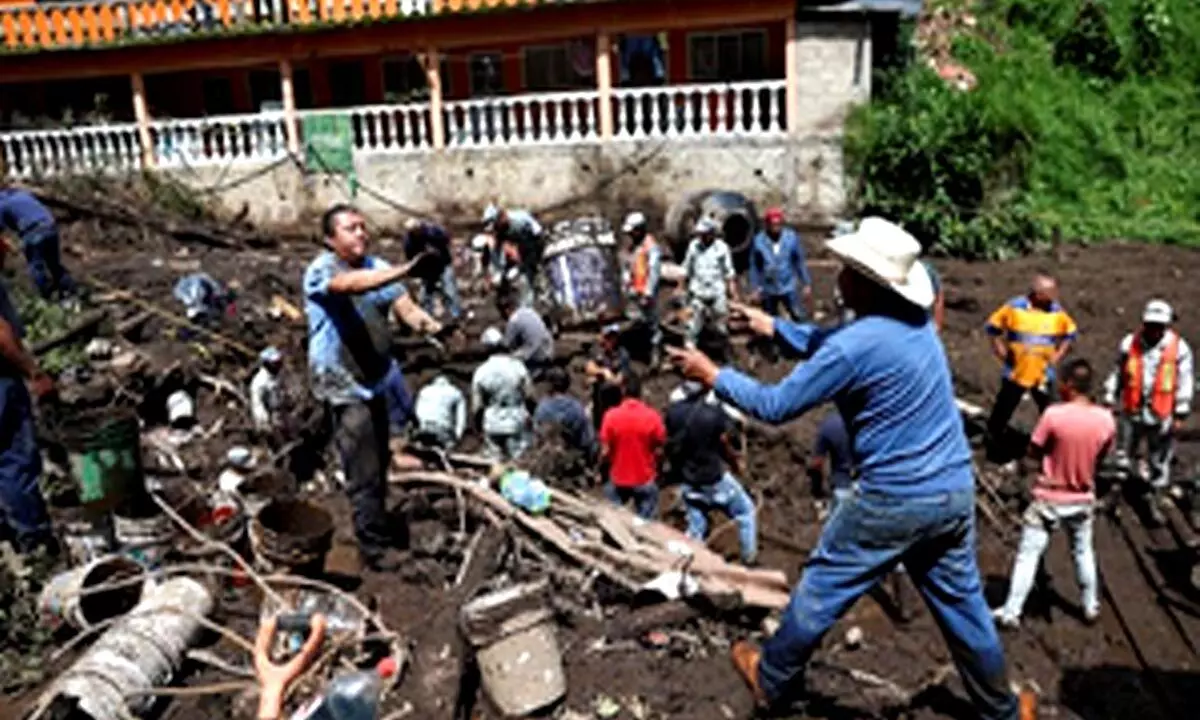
1143,299,1173,325
481,327,504,348
481,203,500,228
259,346,282,364
471,233,492,251
692,217,719,237
622,212,647,233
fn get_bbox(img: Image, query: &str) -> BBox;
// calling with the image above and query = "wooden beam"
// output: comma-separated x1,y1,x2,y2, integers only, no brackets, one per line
596,29,613,141
129,72,153,168
0,0,795,84
279,58,300,157
426,47,445,150
784,12,800,135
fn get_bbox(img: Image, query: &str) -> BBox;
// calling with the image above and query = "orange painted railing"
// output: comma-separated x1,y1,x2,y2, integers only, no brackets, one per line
0,0,448,52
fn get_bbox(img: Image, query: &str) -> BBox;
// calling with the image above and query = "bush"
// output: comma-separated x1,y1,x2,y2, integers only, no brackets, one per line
845,0,1200,258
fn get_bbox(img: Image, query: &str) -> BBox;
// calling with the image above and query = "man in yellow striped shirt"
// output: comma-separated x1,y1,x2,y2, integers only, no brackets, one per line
985,274,1077,462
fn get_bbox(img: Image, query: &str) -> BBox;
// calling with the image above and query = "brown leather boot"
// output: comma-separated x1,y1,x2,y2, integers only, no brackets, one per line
731,640,768,708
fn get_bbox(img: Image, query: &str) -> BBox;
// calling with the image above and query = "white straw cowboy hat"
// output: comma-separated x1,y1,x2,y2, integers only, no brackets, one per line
825,217,934,310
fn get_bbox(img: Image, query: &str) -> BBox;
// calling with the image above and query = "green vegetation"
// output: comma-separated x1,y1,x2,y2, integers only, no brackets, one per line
844,0,1200,258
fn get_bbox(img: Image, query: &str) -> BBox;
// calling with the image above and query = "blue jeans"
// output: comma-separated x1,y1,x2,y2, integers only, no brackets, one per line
761,290,805,322
23,229,77,300
683,473,757,564
0,376,52,552
419,265,462,320
377,362,414,435
997,500,1098,622
759,488,1017,719
603,482,659,520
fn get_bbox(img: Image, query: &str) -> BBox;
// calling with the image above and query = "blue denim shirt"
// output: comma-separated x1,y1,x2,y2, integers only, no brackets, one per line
534,394,595,451
748,228,811,297
715,315,972,495
0,189,55,243
303,251,406,405
0,277,25,379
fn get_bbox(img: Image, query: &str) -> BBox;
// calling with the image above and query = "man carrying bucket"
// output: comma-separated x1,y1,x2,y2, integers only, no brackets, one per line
0,236,56,554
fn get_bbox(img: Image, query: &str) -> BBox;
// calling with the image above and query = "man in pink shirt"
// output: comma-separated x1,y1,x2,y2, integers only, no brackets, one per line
994,359,1115,628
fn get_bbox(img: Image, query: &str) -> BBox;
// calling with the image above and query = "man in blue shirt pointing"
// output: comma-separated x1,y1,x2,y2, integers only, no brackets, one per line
669,217,1016,719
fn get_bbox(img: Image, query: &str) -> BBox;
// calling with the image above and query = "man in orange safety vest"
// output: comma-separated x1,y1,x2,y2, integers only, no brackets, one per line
1103,299,1194,525
622,211,663,364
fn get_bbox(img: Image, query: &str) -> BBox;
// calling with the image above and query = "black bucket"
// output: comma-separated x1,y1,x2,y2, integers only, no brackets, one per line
249,499,334,576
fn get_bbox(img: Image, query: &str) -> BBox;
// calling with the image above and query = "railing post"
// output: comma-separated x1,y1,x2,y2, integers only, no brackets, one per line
596,30,614,141
784,13,800,135
280,58,301,157
425,48,445,150
130,72,154,168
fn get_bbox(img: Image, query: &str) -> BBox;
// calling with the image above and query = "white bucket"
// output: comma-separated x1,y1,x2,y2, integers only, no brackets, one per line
461,581,565,717
166,390,195,426
113,512,176,568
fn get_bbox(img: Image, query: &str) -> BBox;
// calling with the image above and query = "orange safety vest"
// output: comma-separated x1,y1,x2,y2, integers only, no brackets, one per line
629,236,657,294
1122,330,1180,419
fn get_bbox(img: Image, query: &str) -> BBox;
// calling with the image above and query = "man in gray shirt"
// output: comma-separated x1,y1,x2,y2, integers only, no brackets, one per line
499,292,554,369
682,218,738,349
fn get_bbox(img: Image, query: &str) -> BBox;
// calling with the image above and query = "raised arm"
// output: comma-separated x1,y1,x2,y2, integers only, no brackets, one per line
715,343,854,425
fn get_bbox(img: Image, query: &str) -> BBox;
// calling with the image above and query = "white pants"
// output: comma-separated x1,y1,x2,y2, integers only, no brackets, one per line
997,500,1098,622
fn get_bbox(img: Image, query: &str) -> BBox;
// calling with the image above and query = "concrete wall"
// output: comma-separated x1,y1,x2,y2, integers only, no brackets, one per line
794,17,873,135
173,133,845,230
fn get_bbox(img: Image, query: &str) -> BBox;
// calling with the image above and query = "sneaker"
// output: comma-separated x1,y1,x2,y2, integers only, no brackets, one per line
992,607,1020,630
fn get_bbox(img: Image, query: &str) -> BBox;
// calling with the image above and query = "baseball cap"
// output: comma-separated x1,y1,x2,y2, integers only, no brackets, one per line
623,212,647,233
1143,299,1173,325
764,207,784,224
260,346,282,364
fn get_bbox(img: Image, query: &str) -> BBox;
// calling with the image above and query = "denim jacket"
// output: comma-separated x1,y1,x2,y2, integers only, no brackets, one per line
748,228,811,297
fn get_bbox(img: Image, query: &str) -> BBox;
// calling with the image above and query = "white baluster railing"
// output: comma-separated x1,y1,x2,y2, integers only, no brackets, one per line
150,112,288,168
443,90,599,149
612,80,786,140
0,124,143,179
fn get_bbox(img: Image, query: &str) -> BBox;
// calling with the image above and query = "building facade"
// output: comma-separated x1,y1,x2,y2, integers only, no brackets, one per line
0,0,910,225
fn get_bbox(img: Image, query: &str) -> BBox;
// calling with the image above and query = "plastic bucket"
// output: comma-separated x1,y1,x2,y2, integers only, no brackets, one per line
61,413,145,516
460,580,565,717
249,499,333,576
113,511,175,568
39,555,145,631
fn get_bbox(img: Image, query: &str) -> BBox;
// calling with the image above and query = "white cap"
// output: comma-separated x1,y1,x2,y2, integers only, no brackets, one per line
692,217,719,237
622,212,647,233
481,327,504,347
471,233,492,251
260,346,282,364
481,203,500,228
1143,299,1173,325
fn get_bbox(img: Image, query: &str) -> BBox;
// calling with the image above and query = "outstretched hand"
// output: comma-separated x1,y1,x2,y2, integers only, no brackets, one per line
255,613,327,719
666,345,720,388
730,302,776,338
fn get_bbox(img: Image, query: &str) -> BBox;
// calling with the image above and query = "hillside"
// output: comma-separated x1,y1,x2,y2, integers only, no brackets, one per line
845,0,1200,257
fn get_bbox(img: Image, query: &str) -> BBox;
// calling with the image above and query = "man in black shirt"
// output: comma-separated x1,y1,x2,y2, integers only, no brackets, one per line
403,219,461,320
665,381,758,564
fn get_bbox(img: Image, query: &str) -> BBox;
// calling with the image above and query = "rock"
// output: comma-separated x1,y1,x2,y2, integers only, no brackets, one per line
593,694,621,719
85,337,114,360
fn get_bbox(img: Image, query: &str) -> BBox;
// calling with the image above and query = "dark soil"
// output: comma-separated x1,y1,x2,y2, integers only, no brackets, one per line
4,190,1200,720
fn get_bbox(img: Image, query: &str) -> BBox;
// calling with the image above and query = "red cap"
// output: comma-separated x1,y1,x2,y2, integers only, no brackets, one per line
764,208,784,223
376,656,399,679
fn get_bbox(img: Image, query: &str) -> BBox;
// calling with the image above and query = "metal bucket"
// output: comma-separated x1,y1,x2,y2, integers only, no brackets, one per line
542,216,623,323
39,555,145,631
249,498,333,576
113,511,175,568
460,580,565,717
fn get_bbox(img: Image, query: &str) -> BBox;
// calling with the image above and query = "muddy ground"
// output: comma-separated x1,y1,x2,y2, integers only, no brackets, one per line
4,191,1200,720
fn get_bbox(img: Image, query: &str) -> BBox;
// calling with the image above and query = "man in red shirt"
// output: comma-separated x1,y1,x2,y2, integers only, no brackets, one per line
599,373,666,519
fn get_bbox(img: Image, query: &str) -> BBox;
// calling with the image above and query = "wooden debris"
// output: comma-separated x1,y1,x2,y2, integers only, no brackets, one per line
31,309,108,357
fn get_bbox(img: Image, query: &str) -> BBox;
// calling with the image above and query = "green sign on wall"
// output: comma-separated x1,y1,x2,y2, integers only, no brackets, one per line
303,114,356,191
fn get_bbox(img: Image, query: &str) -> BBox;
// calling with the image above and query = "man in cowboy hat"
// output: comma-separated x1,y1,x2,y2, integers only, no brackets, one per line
1103,299,1193,525
668,217,1016,719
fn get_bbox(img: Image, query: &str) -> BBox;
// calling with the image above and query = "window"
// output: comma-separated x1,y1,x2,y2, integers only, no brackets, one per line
328,60,366,107
202,77,234,115
523,41,592,92
381,54,451,103
293,68,313,109
688,29,768,81
468,52,504,97
248,69,281,113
